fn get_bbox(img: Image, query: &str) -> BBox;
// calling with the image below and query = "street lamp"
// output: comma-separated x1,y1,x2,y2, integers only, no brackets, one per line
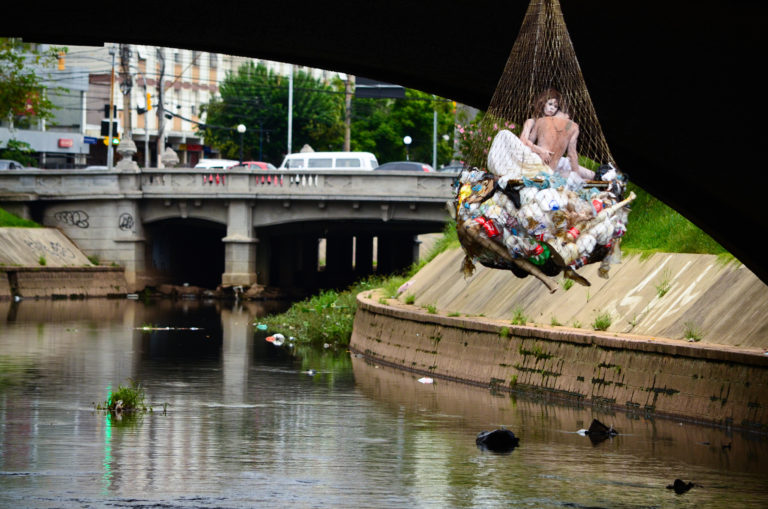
403,135,412,161
237,124,246,163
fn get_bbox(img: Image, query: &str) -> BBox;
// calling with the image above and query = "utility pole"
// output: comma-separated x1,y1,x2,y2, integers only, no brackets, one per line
156,48,166,167
287,64,293,154
107,45,117,170
119,44,133,140
344,74,355,151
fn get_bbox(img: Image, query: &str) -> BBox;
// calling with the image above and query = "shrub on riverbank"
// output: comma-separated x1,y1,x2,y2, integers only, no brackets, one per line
261,221,459,347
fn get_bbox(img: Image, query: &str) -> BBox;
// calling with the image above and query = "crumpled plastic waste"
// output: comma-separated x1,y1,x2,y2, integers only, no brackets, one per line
454,160,632,288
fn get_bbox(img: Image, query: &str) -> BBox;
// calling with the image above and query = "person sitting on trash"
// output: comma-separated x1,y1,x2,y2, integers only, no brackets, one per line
488,88,595,182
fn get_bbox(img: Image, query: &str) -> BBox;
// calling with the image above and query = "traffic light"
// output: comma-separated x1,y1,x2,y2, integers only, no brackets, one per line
100,119,119,136
102,136,120,146
146,92,152,111
103,104,118,118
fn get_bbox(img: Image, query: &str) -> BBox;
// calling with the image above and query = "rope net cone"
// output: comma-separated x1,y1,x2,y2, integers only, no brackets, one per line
454,0,634,292
465,0,615,171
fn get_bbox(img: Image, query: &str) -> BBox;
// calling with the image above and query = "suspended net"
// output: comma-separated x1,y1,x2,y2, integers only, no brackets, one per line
455,0,634,292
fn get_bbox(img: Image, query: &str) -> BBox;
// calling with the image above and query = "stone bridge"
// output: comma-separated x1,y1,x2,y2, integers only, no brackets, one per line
0,167,456,291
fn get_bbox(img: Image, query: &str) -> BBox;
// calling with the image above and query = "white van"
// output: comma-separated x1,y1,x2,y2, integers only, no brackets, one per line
278,151,379,171
194,158,239,170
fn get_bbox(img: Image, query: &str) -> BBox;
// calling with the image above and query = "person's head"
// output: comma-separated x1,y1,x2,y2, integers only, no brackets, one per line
534,88,563,117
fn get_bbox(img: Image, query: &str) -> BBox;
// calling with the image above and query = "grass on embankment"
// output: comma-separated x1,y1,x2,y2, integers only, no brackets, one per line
621,183,730,259
261,182,732,348
0,208,39,227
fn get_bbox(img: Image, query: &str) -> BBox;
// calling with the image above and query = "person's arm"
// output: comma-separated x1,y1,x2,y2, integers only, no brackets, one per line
567,123,580,175
521,118,553,163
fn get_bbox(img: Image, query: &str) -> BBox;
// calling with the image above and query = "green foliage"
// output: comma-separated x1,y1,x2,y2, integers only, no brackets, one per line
261,276,386,347
456,112,516,167
351,89,455,166
404,294,415,305
0,207,39,227
424,304,437,314
592,311,612,331
499,326,510,338
97,379,150,413
0,38,66,123
0,139,36,166
87,255,100,265
511,307,528,325
655,269,672,298
621,183,730,256
202,62,344,165
683,321,702,341
550,316,562,326
37,255,46,266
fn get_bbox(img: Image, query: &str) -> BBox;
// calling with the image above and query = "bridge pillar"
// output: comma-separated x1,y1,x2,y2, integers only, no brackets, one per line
326,234,354,287
377,233,418,275
222,200,258,287
354,234,374,276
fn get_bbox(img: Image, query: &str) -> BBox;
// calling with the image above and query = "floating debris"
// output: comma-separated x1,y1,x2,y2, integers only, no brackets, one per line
305,369,317,376
265,334,285,346
134,326,202,331
476,428,520,453
126,293,139,300
666,479,694,494
256,323,268,331
417,377,434,384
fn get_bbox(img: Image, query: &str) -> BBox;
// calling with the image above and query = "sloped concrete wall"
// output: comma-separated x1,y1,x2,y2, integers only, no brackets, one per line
0,227,127,298
351,293,768,431
401,248,768,349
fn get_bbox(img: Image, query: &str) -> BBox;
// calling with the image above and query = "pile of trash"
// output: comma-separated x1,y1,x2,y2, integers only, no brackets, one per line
454,164,634,292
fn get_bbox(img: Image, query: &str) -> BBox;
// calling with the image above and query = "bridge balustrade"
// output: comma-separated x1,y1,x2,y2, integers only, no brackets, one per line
0,168,457,202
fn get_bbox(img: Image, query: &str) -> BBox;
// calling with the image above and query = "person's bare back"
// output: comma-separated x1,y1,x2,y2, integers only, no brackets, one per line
532,116,578,170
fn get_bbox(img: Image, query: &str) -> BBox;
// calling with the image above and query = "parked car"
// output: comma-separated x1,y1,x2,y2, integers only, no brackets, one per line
0,159,26,170
437,164,465,173
238,161,277,171
278,151,379,170
374,161,434,172
194,158,239,170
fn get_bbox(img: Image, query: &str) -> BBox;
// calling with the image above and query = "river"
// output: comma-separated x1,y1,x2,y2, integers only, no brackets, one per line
1,298,767,508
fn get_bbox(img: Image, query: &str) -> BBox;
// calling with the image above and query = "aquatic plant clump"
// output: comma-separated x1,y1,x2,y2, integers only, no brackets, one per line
97,379,151,414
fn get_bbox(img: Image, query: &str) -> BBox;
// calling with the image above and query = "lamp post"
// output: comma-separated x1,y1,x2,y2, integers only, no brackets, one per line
403,135,412,161
237,124,246,163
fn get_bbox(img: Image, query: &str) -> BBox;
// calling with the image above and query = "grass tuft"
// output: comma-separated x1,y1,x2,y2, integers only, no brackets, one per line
592,311,612,331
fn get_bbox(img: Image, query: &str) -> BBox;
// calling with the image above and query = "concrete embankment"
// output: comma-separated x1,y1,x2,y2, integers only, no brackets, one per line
350,247,768,431
0,227,127,298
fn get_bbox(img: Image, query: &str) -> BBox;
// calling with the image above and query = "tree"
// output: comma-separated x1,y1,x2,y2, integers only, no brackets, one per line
0,38,64,124
351,89,456,167
201,62,344,165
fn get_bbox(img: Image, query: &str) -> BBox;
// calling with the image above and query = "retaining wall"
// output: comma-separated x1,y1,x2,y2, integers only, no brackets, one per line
1,267,128,299
350,292,768,432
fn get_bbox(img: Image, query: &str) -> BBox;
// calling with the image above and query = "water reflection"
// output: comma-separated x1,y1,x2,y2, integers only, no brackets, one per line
0,298,767,508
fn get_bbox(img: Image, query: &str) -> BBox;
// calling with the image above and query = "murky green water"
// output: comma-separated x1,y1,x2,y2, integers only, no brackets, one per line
1,298,767,508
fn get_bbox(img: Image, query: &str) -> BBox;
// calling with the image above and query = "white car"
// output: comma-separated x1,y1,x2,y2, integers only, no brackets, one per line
0,159,26,170
194,158,239,170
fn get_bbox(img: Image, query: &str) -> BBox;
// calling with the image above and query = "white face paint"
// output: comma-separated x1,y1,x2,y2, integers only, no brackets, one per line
544,98,559,116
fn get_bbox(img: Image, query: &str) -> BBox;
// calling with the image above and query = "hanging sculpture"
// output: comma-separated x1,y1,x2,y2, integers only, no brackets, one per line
455,0,633,293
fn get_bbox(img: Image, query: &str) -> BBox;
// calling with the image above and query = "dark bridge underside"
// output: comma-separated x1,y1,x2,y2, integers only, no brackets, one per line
8,1,768,283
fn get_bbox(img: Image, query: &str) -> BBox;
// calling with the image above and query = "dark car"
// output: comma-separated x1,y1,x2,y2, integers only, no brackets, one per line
374,161,434,172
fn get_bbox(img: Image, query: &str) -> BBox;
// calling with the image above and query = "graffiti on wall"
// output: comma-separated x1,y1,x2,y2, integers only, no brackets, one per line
54,210,90,229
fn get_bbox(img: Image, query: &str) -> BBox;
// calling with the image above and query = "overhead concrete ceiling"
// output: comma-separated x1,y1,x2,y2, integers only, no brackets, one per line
6,1,768,283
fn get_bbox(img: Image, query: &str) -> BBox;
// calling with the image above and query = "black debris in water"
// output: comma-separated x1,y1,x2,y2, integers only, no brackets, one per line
476,429,520,453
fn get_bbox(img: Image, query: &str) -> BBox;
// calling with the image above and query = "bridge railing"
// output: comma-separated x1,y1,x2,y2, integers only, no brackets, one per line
1,168,459,202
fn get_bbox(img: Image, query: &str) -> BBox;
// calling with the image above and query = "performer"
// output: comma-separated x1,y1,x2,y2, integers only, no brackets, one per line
488,88,595,181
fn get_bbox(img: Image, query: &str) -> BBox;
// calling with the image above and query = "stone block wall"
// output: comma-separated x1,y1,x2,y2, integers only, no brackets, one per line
1,267,128,298
351,292,768,431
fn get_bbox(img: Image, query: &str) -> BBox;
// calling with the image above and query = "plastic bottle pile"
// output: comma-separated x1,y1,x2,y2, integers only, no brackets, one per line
455,166,632,283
